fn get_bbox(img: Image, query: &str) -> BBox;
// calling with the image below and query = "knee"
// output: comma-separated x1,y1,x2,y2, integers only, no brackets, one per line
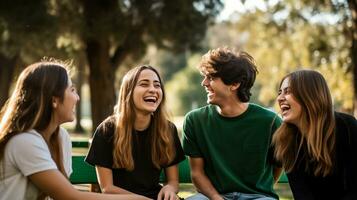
186,193,210,200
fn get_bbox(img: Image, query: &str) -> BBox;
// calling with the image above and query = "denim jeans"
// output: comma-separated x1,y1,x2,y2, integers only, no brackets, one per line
186,192,277,200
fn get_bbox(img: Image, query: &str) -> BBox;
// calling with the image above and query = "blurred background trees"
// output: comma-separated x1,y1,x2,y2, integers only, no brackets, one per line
0,0,356,133
166,0,356,115
0,0,223,131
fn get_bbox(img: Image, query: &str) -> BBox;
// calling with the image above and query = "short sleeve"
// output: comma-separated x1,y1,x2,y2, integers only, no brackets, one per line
165,123,185,168
85,119,115,169
268,115,282,166
59,127,73,176
7,133,57,177
182,113,202,157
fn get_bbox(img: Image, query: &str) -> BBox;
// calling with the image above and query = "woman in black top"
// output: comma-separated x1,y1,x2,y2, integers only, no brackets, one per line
272,69,357,200
86,65,185,200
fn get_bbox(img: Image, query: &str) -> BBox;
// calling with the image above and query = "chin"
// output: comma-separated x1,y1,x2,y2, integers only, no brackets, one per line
144,109,157,115
283,118,297,126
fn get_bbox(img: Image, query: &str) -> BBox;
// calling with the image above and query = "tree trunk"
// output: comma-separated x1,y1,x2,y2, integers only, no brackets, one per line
0,54,18,109
347,0,357,117
74,52,86,133
353,37,357,117
86,39,116,132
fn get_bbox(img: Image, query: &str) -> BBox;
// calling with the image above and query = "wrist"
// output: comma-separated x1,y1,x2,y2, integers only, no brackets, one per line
211,193,223,200
163,184,178,193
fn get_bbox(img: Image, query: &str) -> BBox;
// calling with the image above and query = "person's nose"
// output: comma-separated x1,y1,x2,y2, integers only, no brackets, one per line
277,92,285,104
148,84,158,93
201,77,208,87
76,92,80,101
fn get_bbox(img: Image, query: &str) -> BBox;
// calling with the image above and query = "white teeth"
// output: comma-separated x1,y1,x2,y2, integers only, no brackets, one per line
280,104,290,112
144,96,157,103
281,105,290,109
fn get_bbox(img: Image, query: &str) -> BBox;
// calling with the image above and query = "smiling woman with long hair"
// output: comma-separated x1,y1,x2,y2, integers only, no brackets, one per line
272,69,357,200
85,65,185,200
0,60,148,200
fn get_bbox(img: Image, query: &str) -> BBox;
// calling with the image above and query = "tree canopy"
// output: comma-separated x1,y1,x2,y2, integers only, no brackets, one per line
0,0,223,129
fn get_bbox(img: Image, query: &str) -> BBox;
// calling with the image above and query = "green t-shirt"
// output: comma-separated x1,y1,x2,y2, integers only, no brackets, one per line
182,103,281,199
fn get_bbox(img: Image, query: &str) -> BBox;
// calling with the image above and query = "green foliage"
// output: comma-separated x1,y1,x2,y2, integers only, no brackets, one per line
0,0,224,127
166,2,353,114
166,55,207,115
241,9,353,111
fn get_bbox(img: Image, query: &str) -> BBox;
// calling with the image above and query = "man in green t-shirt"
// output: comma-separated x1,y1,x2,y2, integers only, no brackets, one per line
182,47,282,200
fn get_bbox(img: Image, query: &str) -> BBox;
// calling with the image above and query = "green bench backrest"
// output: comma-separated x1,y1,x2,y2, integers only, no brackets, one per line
70,155,97,184
70,155,288,184
72,140,90,148
69,155,192,184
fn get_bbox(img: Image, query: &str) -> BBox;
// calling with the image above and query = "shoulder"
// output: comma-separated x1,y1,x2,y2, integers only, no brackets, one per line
249,103,280,118
185,105,212,119
168,120,177,130
100,115,116,128
335,112,357,131
59,127,70,142
95,115,116,135
6,130,50,161
8,130,44,148
335,112,357,122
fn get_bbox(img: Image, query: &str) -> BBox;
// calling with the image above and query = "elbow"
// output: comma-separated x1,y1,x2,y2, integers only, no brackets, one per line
100,186,111,194
99,184,115,194
190,170,203,182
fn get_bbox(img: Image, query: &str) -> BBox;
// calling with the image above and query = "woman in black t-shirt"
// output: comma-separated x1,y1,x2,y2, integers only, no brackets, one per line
272,69,357,200
86,65,185,200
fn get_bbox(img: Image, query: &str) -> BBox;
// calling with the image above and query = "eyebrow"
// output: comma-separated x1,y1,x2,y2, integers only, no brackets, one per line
279,86,291,93
138,79,160,83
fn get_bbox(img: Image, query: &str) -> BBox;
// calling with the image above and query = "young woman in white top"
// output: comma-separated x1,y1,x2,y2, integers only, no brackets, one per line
0,60,149,200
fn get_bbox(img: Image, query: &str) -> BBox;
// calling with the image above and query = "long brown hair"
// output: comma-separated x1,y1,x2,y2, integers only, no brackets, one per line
0,61,70,196
112,65,174,170
272,69,336,177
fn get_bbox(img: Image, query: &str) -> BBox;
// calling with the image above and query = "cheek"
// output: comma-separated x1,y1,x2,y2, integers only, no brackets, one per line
158,90,163,102
133,94,140,107
295,104,302,116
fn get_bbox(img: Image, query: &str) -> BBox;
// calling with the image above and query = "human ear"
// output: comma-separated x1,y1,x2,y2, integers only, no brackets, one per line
52,97,59,108
230,82,240,91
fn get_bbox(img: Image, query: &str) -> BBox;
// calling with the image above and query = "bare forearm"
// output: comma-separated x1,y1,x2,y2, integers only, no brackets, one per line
191,173,222,200
101,185,134,194
77,191,151,200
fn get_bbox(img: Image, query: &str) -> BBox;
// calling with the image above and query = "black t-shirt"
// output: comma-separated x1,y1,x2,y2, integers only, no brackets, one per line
85,117,185,200
287,112,357,200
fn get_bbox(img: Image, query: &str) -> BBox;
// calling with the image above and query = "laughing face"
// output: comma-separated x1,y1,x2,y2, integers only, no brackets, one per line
277,77,302,126
133,69,163,115
53,78,80,124
201,73,234,106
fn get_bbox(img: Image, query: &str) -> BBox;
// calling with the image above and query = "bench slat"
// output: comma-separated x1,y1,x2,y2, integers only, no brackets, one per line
70,155,288,184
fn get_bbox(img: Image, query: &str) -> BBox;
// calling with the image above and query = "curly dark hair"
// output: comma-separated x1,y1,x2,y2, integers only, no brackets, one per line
199,47,258,102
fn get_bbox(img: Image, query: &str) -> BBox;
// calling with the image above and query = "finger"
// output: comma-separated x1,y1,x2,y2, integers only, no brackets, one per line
169,192,176,200
157,191,163,200
164,192,170,200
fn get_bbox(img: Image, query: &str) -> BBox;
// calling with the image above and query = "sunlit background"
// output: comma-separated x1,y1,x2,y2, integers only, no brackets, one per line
1,1,356,198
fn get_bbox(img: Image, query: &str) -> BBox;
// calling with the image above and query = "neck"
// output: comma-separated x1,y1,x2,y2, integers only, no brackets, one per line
134,113,151,131
216,101,249,117
296,121,308,135
40,122,58,143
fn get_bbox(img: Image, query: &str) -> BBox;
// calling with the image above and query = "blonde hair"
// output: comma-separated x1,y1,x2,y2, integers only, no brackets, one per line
272,69,336,177
111,65,174,170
